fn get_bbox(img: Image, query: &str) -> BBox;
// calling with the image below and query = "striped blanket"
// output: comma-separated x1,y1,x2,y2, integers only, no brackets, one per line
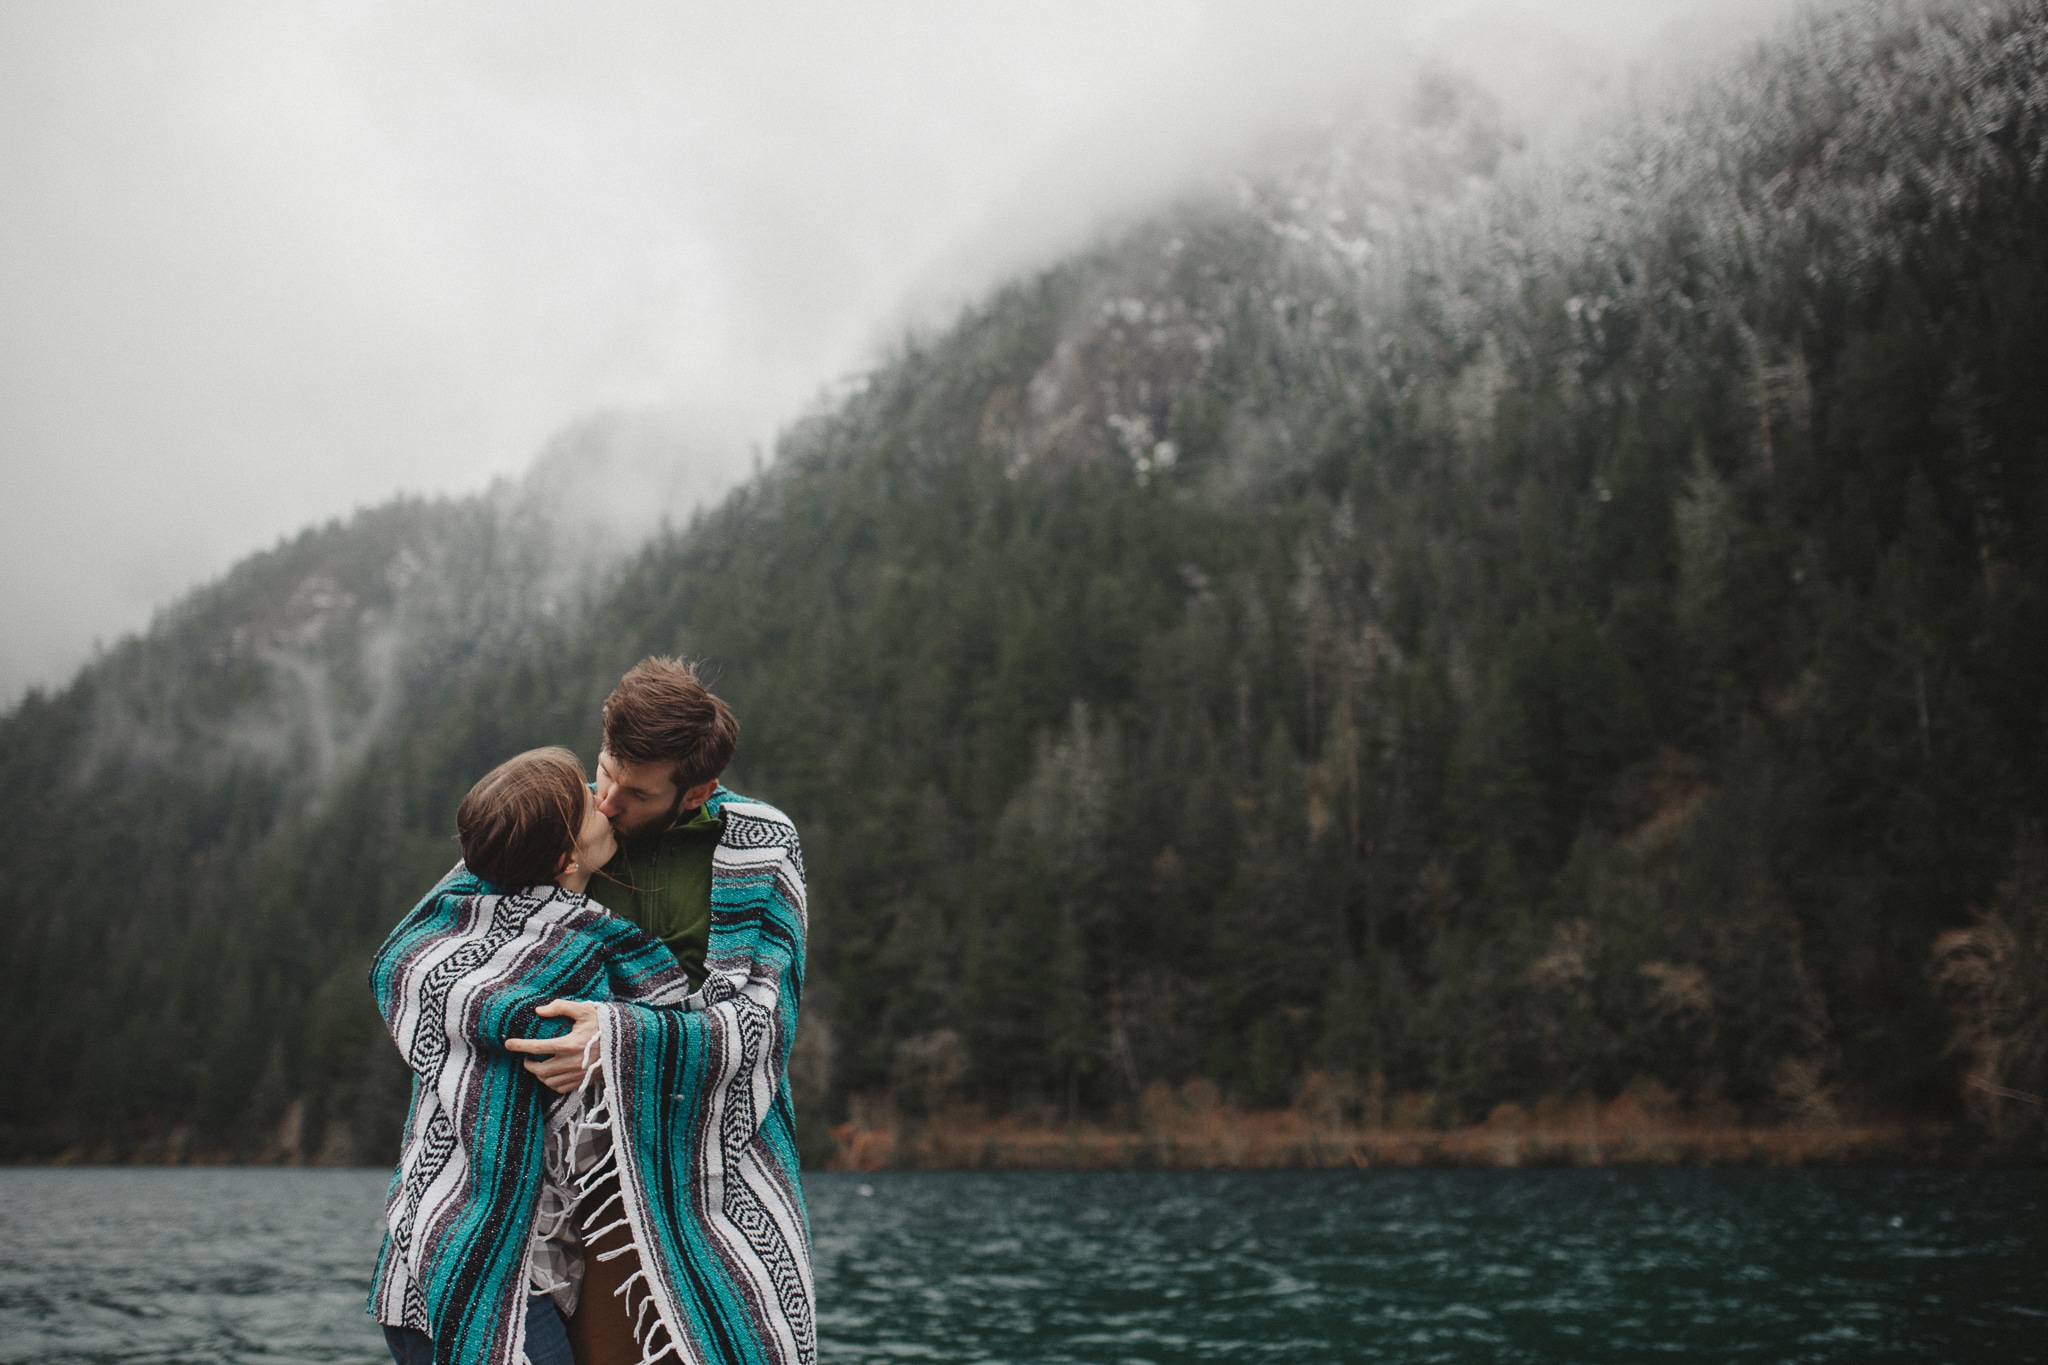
369,790,816,1365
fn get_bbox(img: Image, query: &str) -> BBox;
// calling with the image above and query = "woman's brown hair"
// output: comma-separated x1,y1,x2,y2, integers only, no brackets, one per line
455,747,589,890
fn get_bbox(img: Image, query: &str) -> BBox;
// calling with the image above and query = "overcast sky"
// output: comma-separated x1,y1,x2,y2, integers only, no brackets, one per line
0,0,1795,704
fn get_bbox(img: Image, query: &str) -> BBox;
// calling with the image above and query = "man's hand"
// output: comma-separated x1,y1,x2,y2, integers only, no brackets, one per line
504,1000,602,1094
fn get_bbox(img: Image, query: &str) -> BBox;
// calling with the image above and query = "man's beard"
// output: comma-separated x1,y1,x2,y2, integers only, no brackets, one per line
613,788,688,842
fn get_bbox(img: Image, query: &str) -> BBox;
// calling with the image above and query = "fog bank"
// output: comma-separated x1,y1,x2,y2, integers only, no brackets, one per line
0,0,1796,703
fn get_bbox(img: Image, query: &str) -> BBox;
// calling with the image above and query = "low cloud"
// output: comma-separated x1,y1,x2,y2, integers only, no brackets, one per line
0,0,1799,703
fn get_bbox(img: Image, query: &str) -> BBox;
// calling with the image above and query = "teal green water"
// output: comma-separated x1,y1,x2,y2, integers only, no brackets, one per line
809,1170,2045,1362
0,1168,2040,1363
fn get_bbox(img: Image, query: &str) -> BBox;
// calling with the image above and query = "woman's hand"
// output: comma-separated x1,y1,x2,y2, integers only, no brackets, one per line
504,1000,602,1094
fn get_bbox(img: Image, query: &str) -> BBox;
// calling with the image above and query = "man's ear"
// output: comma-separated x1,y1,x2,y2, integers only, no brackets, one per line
683,777,719,808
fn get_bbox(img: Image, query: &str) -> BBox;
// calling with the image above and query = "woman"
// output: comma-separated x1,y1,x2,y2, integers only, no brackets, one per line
367,748,691,1365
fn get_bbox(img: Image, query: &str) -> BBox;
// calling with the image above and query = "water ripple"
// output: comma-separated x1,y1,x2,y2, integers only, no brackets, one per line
1,1168,2042,1363
807,1168,2047,1364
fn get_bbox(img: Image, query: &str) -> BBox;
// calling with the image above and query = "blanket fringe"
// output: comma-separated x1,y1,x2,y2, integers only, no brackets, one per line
571,1137,619,1197
593,1234,638,1262
602,1231,682,1365
583,1215,631,1245
565,1059,686,1361
581,1187,624,1226
633,1295,680,1365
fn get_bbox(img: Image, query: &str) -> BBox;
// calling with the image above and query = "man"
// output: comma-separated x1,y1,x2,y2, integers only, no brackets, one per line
506,657,815,1365
586,656,736,988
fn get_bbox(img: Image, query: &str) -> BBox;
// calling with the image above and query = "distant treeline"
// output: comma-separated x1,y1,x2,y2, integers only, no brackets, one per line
4,0,2045,1165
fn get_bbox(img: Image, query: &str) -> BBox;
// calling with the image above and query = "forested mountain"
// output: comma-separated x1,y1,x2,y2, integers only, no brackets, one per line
0,411,732,1160
5,0,2045,1164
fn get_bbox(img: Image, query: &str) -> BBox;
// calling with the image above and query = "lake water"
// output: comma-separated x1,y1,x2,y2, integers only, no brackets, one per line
0,1167,2040,1363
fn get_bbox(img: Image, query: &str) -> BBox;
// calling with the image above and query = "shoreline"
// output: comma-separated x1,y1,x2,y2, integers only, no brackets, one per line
0,1088,1983,1170
0,1121,1979,1172
827,1087,1967,1171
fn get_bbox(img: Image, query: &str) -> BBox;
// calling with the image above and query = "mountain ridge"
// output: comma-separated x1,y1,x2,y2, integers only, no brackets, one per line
5,0,2046,1165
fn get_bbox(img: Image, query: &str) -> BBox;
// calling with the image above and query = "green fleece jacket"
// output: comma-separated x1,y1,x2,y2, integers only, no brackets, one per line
586,801,722,987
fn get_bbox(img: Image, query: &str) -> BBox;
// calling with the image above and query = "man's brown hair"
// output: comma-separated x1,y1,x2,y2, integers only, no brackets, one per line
456,746,588,889
602,657,738,791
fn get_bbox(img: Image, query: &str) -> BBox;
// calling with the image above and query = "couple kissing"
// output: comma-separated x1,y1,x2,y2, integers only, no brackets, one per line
368,657,814,1365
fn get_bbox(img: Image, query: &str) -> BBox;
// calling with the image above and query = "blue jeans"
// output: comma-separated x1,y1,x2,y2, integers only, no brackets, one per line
383,1293,573,1365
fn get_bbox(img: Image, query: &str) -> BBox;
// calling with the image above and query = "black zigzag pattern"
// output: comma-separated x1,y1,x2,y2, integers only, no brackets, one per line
721,810,806,889
407,890,546,1074
714,1000,815,1361
406,1110,457,1204
402,1276,430,1333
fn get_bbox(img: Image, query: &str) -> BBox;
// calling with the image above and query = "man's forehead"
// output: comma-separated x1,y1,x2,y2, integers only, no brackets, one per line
601,750,676,792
